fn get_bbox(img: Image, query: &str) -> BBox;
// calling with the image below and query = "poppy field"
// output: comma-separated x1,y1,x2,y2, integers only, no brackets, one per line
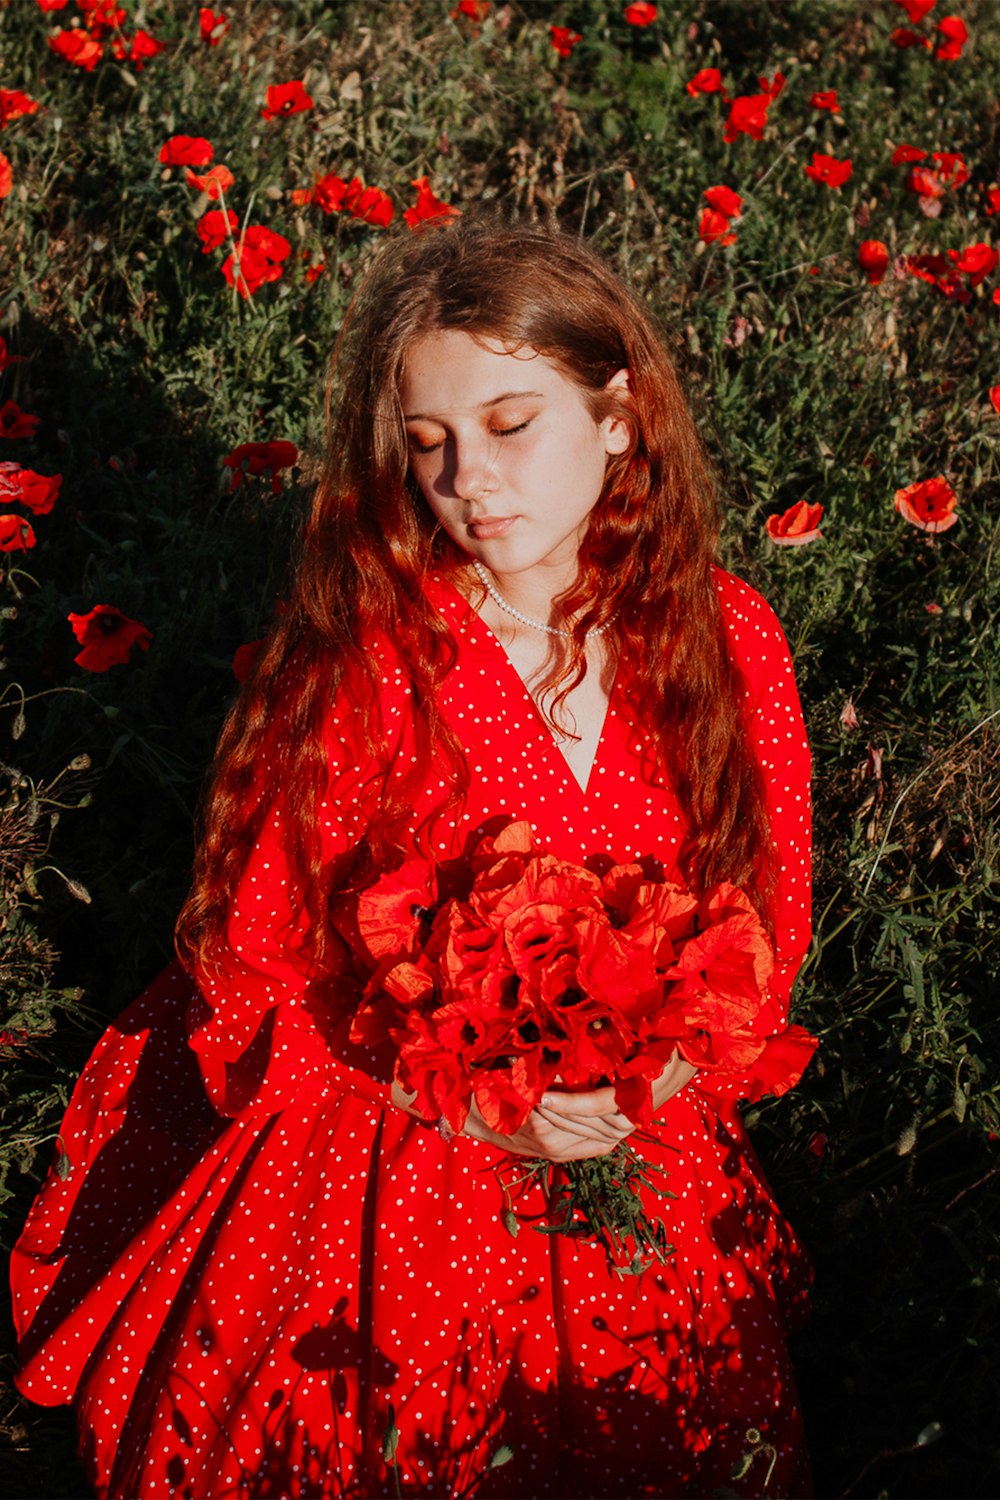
1,0,998,1494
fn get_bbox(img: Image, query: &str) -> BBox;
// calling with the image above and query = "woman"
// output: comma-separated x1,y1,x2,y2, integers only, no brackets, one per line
13,220,815,1498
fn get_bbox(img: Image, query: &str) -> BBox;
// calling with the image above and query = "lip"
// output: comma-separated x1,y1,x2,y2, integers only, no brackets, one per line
467,515,516,539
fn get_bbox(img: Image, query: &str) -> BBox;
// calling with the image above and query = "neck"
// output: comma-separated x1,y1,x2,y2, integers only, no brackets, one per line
468,559,613,643
471,560,579,633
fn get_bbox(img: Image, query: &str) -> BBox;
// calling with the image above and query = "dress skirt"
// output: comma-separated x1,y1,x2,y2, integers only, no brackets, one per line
12,962,812,1499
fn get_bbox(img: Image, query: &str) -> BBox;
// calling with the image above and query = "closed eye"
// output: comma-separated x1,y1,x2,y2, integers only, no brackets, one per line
407,418,531,455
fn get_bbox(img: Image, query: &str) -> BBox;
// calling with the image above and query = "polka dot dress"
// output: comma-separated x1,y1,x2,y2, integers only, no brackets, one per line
11,569,815,1499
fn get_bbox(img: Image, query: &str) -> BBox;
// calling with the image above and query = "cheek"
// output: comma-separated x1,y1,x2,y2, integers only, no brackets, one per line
407,455,440,502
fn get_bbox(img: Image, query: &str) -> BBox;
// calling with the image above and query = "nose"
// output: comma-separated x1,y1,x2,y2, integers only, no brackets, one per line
450,434,497,503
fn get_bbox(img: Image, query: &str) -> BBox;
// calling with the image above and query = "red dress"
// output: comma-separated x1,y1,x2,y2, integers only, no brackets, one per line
12,569,815,1499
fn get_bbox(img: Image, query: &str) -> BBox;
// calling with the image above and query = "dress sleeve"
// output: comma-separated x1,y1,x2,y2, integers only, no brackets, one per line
186,669,405,1120
695,572,816,1105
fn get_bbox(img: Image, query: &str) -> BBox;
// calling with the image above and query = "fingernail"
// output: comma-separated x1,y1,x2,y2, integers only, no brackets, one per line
541,1094,554,1108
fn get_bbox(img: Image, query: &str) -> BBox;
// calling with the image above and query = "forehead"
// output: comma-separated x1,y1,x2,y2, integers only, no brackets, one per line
399,328,573,413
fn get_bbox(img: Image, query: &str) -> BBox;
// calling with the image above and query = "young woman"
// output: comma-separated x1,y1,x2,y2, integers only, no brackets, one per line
12,221,815,1498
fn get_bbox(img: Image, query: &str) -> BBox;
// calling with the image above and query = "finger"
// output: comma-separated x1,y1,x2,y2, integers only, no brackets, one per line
539,1108,634,1140
549,1138,620,1162
539,1085,620,1118
534,1106,624,1142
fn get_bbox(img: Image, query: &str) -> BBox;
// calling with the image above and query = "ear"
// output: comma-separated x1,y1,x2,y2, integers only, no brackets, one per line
602,368,632,456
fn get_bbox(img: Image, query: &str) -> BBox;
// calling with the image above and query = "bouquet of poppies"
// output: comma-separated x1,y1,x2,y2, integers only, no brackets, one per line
350,821,816,1274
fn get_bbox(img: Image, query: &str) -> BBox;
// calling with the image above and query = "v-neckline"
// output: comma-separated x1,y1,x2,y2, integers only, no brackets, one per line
425,571,617,799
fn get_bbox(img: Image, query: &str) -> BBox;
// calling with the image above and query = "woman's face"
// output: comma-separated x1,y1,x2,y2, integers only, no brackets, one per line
399,328,629,588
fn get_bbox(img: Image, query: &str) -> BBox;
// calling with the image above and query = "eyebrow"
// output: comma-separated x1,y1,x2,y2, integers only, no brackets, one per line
402,390,545,421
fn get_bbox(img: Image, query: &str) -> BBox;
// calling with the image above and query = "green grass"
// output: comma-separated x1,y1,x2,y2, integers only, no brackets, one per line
1,1,998,1494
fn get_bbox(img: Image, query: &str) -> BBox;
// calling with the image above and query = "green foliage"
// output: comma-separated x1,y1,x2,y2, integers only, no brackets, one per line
1,1,998,1495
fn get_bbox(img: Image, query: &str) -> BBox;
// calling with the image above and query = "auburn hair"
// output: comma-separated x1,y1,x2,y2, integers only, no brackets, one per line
176,219,774,979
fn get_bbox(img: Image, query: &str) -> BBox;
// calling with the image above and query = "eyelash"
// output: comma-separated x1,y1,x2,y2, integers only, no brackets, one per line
409,420,531,455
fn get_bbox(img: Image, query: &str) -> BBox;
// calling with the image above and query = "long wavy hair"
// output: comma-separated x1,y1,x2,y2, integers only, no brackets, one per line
176,220,774,979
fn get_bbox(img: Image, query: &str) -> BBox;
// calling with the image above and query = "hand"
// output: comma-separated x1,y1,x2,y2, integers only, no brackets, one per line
462,1087,634,1162
391,1051,698,1163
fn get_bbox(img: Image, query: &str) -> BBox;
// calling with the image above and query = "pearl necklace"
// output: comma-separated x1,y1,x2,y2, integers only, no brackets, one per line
471,560,613,638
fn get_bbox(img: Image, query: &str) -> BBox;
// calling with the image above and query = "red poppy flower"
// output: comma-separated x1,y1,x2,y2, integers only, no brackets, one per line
905,251,952,289
48,30,103,70
935,16,968,60
699,209,736,246
451,0,489,18
291,185,314,207
990,385,1000,415
723,94,769,143
858,239,890,284
35,0,70,9
196,207,239,253
309,175,391,228
79,0,125,35
68,604,153,672
0,90,40,129
304,261,325,284
0,402,40,439
809,90,839,111
666,922,772,1031
293,175,346,213
199,7,229,44
549,25,582,58
222,439,298,494
892,143,927,165
0,462,61,513
404,176,460,230
704,183,742,219
929,150,969,188
895,0,935,20
260,80,314,121
894,476,958,533
624,2,657,24
765,500,823,546
804,153,852,189
722,74,783,144
0,514,35,551
686,67,723,96
948,241,998,286
111,29,164,70
159,135,214,168
0,338,24,373
185,164,234,201
890,27,932,48
0,153,11,200
739,1025,819,1104
347,179,394,227
985,187,1000,216
222,227,292,297
699,185,742,248
908,167,942,202
905,151,968,207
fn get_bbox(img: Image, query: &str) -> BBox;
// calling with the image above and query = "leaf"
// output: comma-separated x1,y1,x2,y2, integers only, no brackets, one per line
382,1405,400,1464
